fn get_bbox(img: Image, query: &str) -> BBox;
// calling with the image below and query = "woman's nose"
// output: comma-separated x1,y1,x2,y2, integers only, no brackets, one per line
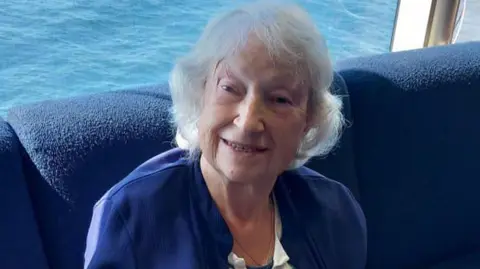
233,95,266,133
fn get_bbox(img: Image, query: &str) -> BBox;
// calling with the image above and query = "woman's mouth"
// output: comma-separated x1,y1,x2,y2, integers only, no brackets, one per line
221,138,268,153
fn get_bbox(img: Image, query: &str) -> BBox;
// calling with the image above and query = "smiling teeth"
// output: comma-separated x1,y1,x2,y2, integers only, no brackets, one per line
226,140,255,152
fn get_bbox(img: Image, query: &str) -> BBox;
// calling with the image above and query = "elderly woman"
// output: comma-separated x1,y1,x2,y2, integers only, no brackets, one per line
84,1,366,269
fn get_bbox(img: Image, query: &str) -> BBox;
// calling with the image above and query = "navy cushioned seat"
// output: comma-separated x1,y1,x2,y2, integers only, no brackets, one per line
7,86,175,269
337,41,480,269
0,118,49,269
6,72,358,268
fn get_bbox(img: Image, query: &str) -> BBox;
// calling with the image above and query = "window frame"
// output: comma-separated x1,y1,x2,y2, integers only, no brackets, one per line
390,0,463,52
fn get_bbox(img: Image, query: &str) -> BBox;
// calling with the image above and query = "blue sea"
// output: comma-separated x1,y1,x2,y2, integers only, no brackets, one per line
0,0,398,116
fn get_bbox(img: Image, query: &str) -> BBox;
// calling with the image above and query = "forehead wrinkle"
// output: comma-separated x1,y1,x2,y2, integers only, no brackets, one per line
220,58,249,83
228,60,306,93
218,42,309,92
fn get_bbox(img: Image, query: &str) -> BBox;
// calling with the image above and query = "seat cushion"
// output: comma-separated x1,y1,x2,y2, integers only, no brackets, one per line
7,86,175,269
0,118,49,269
338,41,480,269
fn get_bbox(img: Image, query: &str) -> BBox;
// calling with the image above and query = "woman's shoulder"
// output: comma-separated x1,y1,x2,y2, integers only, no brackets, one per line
278,167,367,268
96,148,193,207
279,165,366,231
85,148,204,268
281,166,355,201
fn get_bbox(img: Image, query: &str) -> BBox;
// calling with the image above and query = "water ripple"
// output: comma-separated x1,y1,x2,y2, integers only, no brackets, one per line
0,0,397,116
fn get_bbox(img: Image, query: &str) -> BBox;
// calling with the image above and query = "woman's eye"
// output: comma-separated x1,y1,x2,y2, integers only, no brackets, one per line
220,85,236,93
273,96,292,105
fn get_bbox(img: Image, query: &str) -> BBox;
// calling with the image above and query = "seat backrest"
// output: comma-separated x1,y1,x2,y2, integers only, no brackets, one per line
6,71,358,268
6,86,175,269
337,42,480,269
0,118,49,269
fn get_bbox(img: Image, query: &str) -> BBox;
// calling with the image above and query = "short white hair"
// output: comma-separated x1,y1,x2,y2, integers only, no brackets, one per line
168,0,345,168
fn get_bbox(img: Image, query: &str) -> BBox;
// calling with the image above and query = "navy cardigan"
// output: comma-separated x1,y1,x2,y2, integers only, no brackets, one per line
84,148,367,269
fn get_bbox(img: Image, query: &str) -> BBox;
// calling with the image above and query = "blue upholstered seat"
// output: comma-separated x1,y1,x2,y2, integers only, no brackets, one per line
0,118,49,269
6,87,175,269
4,73,356,269
338,41,480,269
1,42,479,269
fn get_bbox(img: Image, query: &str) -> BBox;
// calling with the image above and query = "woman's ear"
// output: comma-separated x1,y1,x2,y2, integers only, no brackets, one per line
303,121,313,135
303,87,316,135
303,104,315,135
303,114,313,135
303,125,310,134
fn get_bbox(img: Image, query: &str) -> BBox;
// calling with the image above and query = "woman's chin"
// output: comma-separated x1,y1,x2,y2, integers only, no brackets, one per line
220,167,264,185
215,144,273,183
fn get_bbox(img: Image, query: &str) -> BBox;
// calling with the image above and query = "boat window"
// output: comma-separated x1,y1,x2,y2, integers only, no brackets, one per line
391,0,478,52
0,0,477,116
454,0,480,43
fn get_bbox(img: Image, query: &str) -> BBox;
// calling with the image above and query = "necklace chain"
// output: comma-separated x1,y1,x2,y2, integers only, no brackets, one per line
232,201,275,266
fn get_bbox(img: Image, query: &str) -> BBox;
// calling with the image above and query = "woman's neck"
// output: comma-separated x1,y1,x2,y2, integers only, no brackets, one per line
200,157,273,223
215,181,272,224
200,156,277,266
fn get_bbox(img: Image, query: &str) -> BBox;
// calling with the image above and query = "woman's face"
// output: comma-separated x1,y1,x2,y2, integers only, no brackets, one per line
198,38,311,185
